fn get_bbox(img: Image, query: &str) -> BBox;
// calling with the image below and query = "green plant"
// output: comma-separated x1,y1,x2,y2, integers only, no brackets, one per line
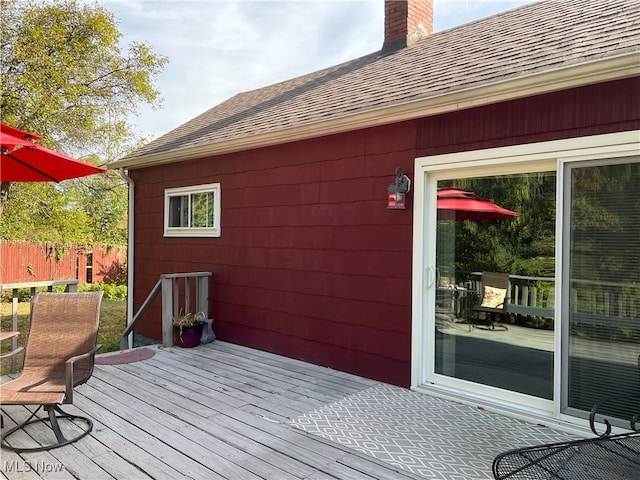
172,310,205,348
79,283,127,300
98,336,122,353
172,311,204,327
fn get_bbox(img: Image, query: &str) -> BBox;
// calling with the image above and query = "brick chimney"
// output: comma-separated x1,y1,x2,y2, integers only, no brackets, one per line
383,0,434,51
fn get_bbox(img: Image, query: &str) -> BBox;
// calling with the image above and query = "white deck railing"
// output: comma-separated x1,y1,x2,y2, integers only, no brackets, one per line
457,272,639,324
120,272,212,349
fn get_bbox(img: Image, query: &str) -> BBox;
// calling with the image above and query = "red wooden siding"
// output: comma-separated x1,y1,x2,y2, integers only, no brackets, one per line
0,242,126,285
416,77,640,156
130,77,638,387
130,122,417,386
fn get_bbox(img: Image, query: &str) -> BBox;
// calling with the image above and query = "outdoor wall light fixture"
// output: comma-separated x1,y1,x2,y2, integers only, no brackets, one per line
387,167,411,210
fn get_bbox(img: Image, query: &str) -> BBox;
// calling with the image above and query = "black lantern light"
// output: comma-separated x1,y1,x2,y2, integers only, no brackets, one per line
387,167,411,210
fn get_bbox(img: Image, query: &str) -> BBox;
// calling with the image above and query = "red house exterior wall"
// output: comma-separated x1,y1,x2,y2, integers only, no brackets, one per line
416,77,640,157
130,77,639,387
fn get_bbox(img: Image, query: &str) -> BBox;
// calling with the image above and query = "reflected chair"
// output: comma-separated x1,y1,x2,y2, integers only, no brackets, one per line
471,272,510,330
1,292,103,452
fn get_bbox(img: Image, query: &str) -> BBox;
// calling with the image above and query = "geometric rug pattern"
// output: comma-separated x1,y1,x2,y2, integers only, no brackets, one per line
289,383,577,479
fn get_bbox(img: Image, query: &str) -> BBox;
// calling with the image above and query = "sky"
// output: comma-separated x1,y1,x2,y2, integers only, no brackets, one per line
103,0,535,140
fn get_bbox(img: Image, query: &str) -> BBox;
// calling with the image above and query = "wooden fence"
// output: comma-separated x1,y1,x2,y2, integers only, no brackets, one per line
0,241,126,285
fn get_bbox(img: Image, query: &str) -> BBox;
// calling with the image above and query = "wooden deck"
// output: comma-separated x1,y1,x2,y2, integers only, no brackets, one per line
1,341,425,480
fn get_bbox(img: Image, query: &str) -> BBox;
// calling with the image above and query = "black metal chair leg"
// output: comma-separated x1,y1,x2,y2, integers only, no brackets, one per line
1,404,93,452
47,405,67,443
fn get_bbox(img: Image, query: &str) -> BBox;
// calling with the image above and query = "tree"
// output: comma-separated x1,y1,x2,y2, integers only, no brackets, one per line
0,0,168,243
439,173,557,277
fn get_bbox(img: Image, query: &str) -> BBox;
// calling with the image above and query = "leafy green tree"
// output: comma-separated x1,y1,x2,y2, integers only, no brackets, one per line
571,163,640,285
441,173,557,277
0,0,167,243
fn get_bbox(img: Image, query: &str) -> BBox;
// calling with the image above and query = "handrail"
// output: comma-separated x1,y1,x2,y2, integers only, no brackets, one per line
1,280,79,291
119,279,161,349
119,272,212,350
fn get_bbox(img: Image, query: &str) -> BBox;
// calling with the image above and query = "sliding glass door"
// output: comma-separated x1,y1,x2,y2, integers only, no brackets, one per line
431,173,556,409
564,160,640,423
414,134,639,426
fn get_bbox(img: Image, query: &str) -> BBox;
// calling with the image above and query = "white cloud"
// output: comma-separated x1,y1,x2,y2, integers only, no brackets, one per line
103,0,533,139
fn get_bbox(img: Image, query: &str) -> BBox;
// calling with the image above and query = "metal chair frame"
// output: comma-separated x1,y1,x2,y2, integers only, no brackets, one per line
471,272,510,330
1,292,103,452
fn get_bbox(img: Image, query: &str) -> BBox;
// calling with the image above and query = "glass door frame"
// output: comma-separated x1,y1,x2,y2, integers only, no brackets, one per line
560,154,640,422
410,131,640,428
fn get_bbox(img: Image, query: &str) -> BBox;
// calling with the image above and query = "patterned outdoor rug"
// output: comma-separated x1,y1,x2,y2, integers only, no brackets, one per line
288,383,575,479
95,347,155,365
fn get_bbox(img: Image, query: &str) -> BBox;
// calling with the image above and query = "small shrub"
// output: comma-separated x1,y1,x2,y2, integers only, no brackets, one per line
1,288,32,302
98,336,122,353
101,262,128,285
79,283,127,300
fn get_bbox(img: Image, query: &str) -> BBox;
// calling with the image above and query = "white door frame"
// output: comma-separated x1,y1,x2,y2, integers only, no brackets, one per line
410,130,640,432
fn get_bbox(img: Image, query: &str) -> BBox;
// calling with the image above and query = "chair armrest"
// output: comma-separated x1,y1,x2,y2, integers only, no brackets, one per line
0,346,24,360
64,344,103,403
492,431,640,480
589,393,639,436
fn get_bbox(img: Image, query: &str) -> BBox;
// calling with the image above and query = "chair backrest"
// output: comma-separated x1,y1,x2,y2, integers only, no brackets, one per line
479,272,510,310
22,292,103,386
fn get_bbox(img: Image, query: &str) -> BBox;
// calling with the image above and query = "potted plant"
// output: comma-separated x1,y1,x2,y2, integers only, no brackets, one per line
172,311,205,348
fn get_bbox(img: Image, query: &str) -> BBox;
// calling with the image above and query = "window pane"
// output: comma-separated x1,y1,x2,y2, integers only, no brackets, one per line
164,183,220,237
168,195,189,227
209,193,215,227
191,192,213,228
567,160,640,421
434,173,556,399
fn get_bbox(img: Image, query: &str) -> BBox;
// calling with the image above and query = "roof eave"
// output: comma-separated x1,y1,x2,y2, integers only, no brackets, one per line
109,52,640,170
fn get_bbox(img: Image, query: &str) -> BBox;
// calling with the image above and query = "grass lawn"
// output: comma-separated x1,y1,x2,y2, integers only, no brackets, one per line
1,296,126,375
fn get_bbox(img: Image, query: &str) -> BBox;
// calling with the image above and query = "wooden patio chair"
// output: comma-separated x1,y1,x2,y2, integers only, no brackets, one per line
0,292,103,452
471,272,510,330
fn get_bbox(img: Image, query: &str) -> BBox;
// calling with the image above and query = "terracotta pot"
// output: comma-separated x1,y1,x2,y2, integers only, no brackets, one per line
173,322,204,348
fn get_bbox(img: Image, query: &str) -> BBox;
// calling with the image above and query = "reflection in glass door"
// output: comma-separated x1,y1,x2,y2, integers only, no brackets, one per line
565,160,640,422
432,174,556,401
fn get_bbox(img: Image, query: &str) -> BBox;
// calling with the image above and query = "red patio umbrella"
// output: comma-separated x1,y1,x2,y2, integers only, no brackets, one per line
437,187,518,221
1,124,41,143
1,123,106,183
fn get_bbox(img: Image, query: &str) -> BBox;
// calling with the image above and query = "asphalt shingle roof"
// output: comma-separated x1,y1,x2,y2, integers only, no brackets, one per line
119,0,640,164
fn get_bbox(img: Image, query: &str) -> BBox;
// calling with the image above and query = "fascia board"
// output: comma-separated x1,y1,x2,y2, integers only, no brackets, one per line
110,52,639,170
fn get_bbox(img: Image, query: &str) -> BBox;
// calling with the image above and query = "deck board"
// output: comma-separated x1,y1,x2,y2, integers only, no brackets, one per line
2,341,583,479
1,341,422,479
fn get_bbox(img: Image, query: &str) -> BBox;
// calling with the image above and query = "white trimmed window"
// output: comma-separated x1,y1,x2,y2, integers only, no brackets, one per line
164,183,221,237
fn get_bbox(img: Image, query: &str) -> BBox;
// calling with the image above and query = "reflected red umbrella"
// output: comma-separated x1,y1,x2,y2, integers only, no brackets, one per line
437,187,518,221
1,123,106,182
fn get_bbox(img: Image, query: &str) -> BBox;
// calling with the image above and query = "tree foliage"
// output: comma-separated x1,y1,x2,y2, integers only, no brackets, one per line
441,163,639,285
439,173,557,278
0,0,168,244
571,162,640,285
